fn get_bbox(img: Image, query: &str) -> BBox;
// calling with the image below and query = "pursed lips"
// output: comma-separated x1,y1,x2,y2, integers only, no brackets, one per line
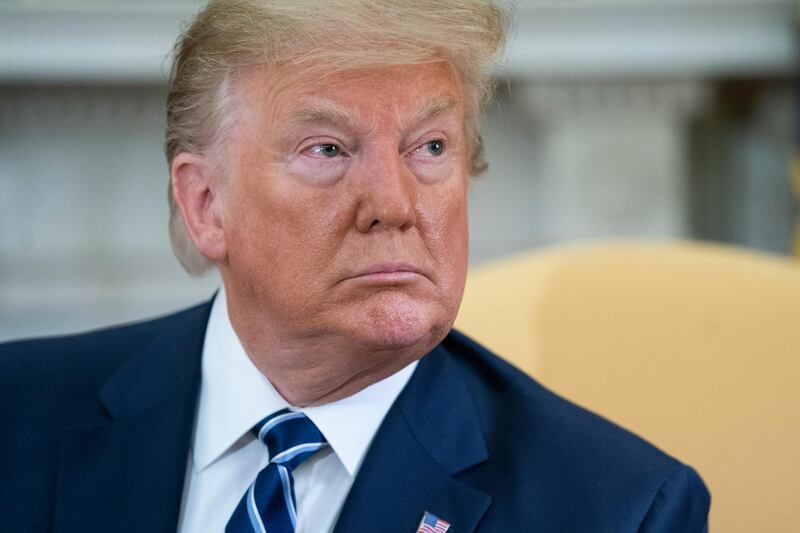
345,261,426,283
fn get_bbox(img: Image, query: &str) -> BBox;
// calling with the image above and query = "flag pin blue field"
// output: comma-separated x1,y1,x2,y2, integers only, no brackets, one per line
416,511,451,533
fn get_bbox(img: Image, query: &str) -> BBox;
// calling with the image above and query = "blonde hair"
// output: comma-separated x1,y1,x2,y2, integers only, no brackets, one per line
166,0,509,275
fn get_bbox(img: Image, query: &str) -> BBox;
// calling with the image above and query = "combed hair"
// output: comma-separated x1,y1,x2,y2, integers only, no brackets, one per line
165,0,510,275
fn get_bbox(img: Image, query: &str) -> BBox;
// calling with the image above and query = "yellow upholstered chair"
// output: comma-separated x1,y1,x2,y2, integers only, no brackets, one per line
455,241,800,533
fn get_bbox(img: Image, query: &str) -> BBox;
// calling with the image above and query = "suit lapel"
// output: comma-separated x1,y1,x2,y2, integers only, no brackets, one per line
53,303,211,533
334,343,492,533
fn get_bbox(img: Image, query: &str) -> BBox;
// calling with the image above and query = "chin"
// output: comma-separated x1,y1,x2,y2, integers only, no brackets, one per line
351,293,451,352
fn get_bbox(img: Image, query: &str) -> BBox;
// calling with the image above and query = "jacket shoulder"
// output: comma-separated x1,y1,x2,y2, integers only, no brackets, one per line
0,302,211,532
442,329,710,532
443,329,684,469
0,302,210,421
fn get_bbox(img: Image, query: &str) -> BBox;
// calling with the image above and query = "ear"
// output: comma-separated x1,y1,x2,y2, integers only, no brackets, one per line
170,152,227,262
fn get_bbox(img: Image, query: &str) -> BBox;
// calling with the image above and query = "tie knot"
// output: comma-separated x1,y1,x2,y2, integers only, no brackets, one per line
251,408,328,471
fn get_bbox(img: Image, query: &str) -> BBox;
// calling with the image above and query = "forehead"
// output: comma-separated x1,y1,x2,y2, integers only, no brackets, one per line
233,61,465,129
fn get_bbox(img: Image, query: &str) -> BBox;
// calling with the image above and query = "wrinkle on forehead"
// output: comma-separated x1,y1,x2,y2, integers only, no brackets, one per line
289,101,356,129
286,95,460,137
404,96,459,131
229,61,466,155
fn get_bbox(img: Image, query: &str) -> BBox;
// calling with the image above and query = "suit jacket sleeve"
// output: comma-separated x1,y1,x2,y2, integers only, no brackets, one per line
637,464,710,533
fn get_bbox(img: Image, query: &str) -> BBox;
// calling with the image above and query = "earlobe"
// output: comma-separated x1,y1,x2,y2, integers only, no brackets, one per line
170,153,227,262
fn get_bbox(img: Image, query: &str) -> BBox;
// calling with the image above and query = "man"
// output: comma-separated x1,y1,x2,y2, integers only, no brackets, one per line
0,1,710,532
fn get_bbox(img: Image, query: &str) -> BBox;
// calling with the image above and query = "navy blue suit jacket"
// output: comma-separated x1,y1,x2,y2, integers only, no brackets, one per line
0,300,710,532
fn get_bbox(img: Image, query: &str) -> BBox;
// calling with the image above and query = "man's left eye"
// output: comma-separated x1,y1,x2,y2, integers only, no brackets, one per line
425,140,445,156
308,144,341,157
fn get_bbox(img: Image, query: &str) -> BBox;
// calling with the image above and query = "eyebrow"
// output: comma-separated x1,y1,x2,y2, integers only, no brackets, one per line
409,96,459,126
285,95,460,133
288,102,356,130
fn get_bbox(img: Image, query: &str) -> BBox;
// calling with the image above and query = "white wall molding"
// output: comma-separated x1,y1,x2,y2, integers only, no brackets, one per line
516,80,711,120
0,0,796,84
506,0,798,78
0,1,199,84
512,79,712,239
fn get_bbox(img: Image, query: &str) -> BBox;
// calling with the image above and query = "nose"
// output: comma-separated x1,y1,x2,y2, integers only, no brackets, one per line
354,147,417,233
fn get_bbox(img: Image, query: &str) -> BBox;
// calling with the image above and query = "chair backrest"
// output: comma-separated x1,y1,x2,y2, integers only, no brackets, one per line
455,241,800,533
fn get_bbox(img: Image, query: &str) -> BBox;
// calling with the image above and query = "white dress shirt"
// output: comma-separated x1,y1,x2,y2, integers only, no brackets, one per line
177,289,417,533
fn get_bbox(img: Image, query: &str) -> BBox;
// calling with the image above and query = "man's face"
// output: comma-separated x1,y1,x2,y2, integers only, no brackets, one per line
217,61,469,357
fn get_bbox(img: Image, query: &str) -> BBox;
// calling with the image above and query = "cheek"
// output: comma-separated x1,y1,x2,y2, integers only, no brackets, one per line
225,175,351,288
447,193,470,291
419,179,469,287
225,183,284,264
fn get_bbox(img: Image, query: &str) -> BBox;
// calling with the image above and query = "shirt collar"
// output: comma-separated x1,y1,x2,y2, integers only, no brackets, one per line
193,287,417,477
302,359,416,476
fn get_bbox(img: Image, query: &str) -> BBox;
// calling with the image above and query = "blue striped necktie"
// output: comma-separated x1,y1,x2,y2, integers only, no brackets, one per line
225,408,329,533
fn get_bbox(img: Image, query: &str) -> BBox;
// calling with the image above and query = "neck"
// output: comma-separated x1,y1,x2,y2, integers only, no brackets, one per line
223,294,441,407
266,348,421,406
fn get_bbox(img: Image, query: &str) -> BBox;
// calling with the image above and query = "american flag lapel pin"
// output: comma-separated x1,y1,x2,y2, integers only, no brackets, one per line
416,511,451,533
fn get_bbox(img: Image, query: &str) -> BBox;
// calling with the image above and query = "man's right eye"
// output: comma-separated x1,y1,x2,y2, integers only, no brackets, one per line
307,143,341,158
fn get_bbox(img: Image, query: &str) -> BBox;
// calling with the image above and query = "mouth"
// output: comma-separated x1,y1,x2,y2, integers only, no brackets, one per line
345,261,425,283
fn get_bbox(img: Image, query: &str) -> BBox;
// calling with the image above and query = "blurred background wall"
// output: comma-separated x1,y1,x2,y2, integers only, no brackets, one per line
0,0,797,342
